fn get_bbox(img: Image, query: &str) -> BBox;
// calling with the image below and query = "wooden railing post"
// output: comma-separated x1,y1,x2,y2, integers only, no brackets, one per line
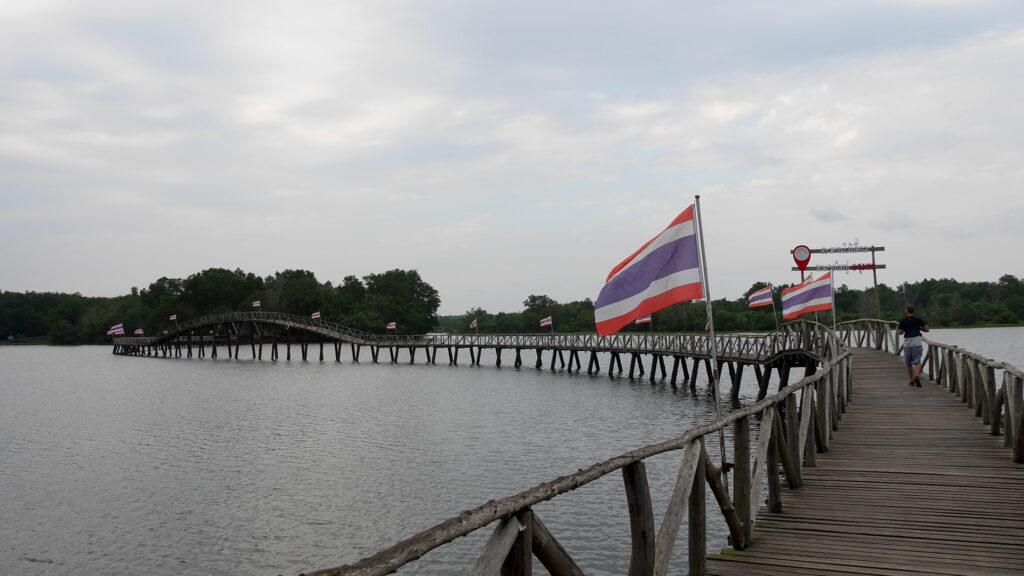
688,448,707,576
501,509,533,576
1014,373,1024,463
531,514,583,576
733,417,751,549
766,412,782,513
623,461,655,576
784,393,803,486
654,440,700,576
987,365,999,435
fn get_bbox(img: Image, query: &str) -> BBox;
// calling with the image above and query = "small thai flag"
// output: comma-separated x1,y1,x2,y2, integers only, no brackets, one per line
134,328,144,335
311,311,321,320
782,273,833,320
169,314,177,321
634,315,652,324
107,323,124,335
469,319,477,329
539,316,553,328
748,286,773,308
252,300,261,309
387,321,397,330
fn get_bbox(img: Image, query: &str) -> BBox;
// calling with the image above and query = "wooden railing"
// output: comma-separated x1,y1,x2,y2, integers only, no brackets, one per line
834,318,899,352
300,326,853,576
924,338,1024,463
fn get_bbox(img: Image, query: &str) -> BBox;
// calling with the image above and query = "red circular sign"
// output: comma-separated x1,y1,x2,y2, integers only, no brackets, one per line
793,245,811,271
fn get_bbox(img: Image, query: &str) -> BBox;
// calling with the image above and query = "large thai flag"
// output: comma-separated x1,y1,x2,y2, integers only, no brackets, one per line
539,316,553,328
107,323,125,335
594,206,703,337
169,314,177,321
469,319,478,329
748,286,773,308
781,273,833,320
387,321,397,330
311,311,321,320
252,300,261,309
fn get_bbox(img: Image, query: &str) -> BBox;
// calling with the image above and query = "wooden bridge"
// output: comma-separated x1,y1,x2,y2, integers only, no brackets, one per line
111,317,1023,575
111,311,857,399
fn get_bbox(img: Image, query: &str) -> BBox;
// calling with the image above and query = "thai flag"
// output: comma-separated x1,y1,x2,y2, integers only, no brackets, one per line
635,315,652,324
595,206,703,336
781,273,833,320
539,316,553,328
469,319,478,329
252,300,261,309
134,328,144,335
311,311,321,320
169,314,177,321
748,286,773,308
107,323,124,335
387,321,397,330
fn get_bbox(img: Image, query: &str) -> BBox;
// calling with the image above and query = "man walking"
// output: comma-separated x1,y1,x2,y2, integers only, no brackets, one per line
897,305,930,387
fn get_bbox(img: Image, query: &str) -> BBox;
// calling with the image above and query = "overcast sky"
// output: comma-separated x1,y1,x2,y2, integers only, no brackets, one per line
2,1,1022,315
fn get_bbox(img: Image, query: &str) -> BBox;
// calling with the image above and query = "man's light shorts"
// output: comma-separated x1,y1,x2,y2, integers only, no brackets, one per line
904,345,923,366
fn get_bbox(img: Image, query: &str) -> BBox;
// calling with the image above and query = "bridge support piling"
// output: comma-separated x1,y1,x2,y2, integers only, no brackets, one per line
409,348,416,364
495,348,503,367
558,350,566,370
549,349,557,371
728,363,745,402
334,341,342,362
301,336,308,361
535,349,543,369
319,337,324,362
272,335,278,361
690,358,700,391
287,332,292,361
470,347,477,366
649,355,658,382
514,348,522,368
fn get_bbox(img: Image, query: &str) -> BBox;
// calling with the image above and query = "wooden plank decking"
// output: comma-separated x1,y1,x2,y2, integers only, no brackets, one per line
706,347,1024,576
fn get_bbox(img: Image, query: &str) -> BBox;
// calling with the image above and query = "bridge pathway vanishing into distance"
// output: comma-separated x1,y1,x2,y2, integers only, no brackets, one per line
111,316,1024,576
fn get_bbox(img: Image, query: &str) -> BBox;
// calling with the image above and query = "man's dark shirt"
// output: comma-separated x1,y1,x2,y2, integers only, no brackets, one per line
898,315,927,339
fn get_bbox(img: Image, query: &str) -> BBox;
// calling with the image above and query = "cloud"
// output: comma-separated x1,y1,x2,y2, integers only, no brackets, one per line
1,2,1023,313
811,209,846,223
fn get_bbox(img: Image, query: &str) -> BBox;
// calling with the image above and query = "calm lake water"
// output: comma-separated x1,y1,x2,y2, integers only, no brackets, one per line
1,327,1019,576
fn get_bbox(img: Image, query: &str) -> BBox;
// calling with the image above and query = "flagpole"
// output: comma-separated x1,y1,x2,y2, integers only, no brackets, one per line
694,195,728,488
769,284,781,331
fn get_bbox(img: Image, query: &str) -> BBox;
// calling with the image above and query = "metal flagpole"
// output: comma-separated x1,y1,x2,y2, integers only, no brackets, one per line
694,195,728,489
769,283,780,331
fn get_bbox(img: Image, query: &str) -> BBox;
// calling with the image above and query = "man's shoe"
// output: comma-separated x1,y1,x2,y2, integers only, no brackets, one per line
914,377,922,387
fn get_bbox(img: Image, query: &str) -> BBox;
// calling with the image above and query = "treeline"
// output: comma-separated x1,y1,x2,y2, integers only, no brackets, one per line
0,268,439,343
2,273,1021,343
439,274,1024,334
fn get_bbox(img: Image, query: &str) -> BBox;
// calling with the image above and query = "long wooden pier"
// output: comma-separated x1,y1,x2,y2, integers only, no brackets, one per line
706,347,1024,575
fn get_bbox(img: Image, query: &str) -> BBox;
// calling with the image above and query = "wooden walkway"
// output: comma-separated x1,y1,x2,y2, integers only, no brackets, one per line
706,347,1024,576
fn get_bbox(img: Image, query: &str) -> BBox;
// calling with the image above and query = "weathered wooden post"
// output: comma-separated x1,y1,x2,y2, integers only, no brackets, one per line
766,417,782,513
688,451,707,576
623,461,655,576
733,417,751,549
